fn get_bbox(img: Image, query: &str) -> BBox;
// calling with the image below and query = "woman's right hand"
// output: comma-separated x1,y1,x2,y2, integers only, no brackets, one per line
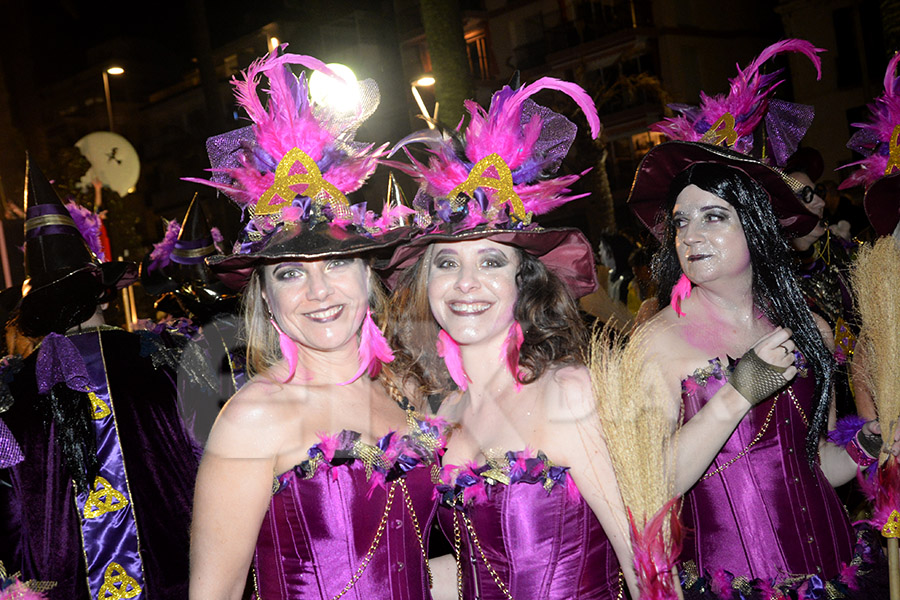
731,327,799,406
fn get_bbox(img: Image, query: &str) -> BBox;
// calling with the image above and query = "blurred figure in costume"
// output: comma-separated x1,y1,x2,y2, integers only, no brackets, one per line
782,147,861,417
0,157,201,600
187,48,446,600
382,75,639,598
631,39,889,598
836,52,900,422
139,193,245,442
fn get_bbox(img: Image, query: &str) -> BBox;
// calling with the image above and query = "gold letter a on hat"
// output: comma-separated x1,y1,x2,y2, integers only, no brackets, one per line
256,148,349,216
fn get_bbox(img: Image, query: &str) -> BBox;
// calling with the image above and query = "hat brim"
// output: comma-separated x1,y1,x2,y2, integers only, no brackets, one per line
864,174,900,237
628,141,819,239
208,225,414,290
381,226,598,300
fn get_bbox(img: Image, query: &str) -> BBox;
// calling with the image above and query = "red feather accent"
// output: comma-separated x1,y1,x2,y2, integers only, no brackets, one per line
629,496,684,600
858,455,900,531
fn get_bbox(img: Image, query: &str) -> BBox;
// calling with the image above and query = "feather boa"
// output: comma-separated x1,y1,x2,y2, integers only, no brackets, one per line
147,219,181,272
65,201,106,262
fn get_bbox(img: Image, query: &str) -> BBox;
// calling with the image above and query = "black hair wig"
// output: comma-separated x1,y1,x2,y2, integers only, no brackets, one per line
651,162,834,464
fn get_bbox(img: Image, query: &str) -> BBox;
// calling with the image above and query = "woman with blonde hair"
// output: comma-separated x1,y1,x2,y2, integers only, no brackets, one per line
187,49,445,600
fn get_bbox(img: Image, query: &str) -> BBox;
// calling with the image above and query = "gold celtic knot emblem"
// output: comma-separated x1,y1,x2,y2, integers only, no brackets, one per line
256,148,350,220
98,562,141,599
883,509,900,538
89,392,111,420
84,476,129,519
700,113,739,147
885,124,900,176
449,153,532,225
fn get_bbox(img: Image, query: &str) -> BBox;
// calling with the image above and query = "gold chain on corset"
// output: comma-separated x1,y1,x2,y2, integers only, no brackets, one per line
451,497,516,600
701,385,810,481
701,393,781,480
787,387,808,426
399,478,433,588
330,482,397,599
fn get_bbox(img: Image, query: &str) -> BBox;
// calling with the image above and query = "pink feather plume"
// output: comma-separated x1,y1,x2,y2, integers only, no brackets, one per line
338,309,395,385
187,46,383,214
437,329,470,391
858,455,900,531
0,582,50,600
840,52,900,190
670,273,692,317
500,321,524,392
653,39,824,143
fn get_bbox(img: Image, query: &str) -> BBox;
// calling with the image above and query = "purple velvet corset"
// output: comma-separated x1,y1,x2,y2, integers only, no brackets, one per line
680,359,854,585
437,450,622,600
253,416,446,600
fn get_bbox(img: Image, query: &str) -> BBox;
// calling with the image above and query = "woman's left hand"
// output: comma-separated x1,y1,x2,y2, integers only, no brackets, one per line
862,420,900,457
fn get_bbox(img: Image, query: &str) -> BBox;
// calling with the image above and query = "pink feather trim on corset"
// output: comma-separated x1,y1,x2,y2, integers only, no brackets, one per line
500,321,524,392
0,582,50,600
671,273,692,317
338,309,395,386
316,432,340,462
437,329,470,391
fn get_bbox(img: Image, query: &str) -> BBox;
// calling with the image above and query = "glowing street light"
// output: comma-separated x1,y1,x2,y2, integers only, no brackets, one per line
411,75,437,129
309,63,360,115
102,65,125,132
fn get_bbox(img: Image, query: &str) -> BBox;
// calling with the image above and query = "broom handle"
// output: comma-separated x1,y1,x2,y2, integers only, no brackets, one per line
890,537,899,600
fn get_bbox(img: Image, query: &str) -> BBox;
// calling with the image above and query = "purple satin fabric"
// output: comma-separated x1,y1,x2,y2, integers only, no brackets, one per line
0,329,200,600
253,460,437,600
437,464,621,600
680,361,854,581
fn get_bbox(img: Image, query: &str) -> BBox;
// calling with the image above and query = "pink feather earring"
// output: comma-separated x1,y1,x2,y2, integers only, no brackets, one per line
500,321,524,392
338,308,395,386
269,317,300,383
437,329,470,391
671,273,692,317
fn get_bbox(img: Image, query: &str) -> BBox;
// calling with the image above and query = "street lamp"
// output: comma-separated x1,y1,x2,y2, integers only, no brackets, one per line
309,63,360,115
411,75,437,129
102,66,125,132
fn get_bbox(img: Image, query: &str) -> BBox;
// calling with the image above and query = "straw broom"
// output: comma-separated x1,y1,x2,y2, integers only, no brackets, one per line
590,326,683,600
851,237,900,600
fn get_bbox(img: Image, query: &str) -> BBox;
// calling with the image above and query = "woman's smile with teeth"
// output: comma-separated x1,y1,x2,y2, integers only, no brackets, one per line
304,305,343,321
449,301,491,315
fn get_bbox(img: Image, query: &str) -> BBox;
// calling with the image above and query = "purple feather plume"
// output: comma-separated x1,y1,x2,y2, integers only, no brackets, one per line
65,201,106,262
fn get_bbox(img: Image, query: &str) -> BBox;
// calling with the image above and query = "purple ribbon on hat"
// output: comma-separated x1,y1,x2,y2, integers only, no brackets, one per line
36,332,90,394
765,99,816,167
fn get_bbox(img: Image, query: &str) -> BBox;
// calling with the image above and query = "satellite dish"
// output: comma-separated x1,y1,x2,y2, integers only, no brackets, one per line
75,131,140,196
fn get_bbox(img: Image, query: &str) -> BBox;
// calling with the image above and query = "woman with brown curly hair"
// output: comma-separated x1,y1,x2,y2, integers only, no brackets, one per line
382,78,637,599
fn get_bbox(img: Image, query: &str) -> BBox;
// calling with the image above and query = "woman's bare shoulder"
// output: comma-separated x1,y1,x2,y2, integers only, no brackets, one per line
205,376,298,459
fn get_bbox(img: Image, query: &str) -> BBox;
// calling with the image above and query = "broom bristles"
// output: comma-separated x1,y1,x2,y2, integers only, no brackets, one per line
589,325,680,534
851,238,900,454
